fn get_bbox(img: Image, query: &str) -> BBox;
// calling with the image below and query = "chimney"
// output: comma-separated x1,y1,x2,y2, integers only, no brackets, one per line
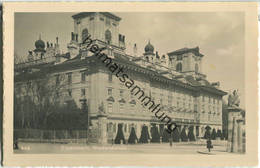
56,37,59,44
75,34,78,42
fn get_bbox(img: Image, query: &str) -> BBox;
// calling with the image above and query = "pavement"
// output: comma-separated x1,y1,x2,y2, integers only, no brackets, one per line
13,141,236,155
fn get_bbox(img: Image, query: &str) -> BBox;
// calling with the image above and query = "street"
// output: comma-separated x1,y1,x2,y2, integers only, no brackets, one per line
14,141,237,155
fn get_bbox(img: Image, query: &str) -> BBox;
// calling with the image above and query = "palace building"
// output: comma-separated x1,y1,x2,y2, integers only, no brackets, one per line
15,12,226,143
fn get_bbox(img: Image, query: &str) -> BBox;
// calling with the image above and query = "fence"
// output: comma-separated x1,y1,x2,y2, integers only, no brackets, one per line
14,129,89,143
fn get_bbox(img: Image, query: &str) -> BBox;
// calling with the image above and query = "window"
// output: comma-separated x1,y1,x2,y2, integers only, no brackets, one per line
105,19,111,25
176,63,182,72
105,29,112,44
67,73,72,84
120,90,124,97
89,17,94,21
82,28,89,43
81,72,86,82
194,104,198,111
55,75,60,86
81,88,86,96
108,88,112,96
100,17,104,21
68,89,72,97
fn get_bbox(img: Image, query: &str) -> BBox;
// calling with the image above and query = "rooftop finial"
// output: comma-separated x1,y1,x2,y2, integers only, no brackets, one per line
39,34,41,40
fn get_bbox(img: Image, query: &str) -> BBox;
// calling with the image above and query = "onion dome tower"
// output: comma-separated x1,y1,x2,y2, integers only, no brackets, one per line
33,35,46,60
143,40,155,63
34,35,46,53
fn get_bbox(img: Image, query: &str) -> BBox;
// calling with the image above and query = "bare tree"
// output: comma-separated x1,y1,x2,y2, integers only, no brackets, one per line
14,72,67,129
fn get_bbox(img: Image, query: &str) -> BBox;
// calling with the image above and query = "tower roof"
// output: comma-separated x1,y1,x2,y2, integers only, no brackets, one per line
34,35,45,51
144,40,154,54
72,12,121,21
167,46,204,57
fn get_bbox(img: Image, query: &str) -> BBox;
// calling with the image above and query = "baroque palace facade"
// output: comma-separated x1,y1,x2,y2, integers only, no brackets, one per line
15,12,226,143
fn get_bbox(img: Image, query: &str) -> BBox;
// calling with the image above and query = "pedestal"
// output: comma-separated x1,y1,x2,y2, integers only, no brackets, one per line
227,107,243,153
237,119,244,153
97,114,108,145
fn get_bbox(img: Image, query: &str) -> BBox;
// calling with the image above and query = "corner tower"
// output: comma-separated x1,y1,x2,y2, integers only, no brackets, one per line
69,12,125,59
167,47,204,76
72,12,123,46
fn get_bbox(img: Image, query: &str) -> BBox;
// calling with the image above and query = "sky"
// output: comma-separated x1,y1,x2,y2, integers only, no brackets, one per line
14,12,245,108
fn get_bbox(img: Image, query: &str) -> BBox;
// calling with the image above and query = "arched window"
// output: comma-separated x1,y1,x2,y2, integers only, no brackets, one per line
82,28,89,42
195,63,199,73
105,29,112,44
176,63,182,72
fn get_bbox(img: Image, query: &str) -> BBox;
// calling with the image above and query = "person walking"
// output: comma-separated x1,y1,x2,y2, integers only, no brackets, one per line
206,138,213,152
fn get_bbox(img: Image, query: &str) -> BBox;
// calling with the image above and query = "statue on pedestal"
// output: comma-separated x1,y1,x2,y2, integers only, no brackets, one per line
98,101,106,115
228,90,240,108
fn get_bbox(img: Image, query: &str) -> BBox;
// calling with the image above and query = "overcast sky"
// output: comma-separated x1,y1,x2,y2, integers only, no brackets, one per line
14,12,245,108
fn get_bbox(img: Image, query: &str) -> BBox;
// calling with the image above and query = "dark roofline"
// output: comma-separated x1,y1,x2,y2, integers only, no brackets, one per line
72,12,121,21
167,46,204,57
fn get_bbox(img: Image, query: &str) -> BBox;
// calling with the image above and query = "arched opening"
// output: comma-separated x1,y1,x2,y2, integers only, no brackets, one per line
82,28,89,42
176,63,182,72
105,29,112,44
195,63,199,73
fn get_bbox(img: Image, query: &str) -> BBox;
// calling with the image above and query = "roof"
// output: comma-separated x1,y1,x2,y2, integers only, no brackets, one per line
168,46,204,57
15,52,226,96
72,12,121,21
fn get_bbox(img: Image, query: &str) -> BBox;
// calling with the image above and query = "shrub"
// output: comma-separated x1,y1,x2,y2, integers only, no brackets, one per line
188,127,196,141
180,127,188,142
203,127,211,139
211,128,217,140
139,125,150,143
128,127,138,144
115,124,125,144
216,129,222,138
151,124,160,143
172,127,180,142
162,128,170,142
